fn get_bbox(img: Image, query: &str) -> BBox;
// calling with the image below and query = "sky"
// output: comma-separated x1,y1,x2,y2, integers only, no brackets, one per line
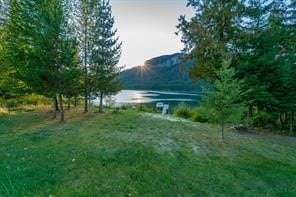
110,0,194,69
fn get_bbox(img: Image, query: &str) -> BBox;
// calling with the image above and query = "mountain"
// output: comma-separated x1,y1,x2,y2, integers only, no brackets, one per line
119,53,203,92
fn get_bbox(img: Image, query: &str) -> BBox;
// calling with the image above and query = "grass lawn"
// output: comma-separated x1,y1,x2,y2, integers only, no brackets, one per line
0,109,295,196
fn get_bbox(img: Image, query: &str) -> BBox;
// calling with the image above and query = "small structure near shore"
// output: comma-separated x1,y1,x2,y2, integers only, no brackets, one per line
162,104,169,115
156,102,169,115
156,102,164,112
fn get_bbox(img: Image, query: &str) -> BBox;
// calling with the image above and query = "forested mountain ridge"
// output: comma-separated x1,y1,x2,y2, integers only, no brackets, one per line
119,53,203,91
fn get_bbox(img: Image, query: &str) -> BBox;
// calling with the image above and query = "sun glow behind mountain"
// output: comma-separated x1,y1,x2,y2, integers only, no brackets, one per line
110,0,194,69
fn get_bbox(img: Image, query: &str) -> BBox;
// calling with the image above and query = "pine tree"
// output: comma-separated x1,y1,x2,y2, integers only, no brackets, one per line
177,0,245,81
5,0,80,122
203,59,245,139
71,0,98,113
0,0,9,26
89,0,122,112
236,0,292,127
0,0,7,102
0,0,26,104
279,0,296,132
0,0,8,83
235,0,270,118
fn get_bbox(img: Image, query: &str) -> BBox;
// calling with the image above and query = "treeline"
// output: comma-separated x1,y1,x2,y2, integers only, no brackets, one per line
178,0,296,134
0,0,122,121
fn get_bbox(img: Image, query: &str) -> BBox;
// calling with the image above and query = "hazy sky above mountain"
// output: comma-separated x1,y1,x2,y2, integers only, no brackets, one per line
111,0,194,69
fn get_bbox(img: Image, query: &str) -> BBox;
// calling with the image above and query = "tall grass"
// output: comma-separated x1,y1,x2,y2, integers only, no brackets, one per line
1,94,51,111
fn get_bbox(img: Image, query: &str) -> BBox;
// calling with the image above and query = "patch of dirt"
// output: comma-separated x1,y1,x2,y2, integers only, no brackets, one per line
157,138,178,154
141,113,189,123
191,143,200,154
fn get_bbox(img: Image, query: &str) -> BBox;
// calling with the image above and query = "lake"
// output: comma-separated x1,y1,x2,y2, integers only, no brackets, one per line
93,90,203,107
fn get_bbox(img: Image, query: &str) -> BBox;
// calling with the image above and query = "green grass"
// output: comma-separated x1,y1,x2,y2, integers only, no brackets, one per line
0,109,295,196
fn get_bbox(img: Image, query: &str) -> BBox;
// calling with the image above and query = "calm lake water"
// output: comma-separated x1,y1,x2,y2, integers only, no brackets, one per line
93,90,203,107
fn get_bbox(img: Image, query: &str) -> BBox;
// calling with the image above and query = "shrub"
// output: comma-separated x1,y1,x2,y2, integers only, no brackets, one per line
174,102,193,119
121,105,129,110
1,94,51,111
22,94,51,106
253,110,275,127
191,106,217,123
191,112,208,123
5,99,19,110
137,104,154,113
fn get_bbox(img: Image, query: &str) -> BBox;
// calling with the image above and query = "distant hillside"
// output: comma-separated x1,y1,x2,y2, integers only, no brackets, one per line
119,53,203,92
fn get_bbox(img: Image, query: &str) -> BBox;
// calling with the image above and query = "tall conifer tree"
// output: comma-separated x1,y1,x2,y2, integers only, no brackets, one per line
177,0,245,81
90,0,122,112
203,59,245,139
5,0,80,121
72,0,97,113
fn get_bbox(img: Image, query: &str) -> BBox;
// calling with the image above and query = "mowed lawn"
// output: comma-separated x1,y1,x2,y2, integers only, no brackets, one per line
0,109,295,196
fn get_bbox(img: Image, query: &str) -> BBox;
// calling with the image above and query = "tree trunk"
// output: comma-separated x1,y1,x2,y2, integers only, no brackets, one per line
248,104,253,117
67,97,71,110
221,116,225,140
99,92,104,113
88,91,91,112
290,111,294,133
84,18,88,113
84,52,88,112
74,96,77,108
284,111,288,125
293,111,295,132
84,94,88,113
52,97,57,119
247,104,253,127
279,112,285,130
58,94,64,122
55,96,59,111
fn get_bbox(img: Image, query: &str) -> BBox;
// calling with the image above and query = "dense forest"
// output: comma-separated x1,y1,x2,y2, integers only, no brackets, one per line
0,0,122,121
177,0,296,134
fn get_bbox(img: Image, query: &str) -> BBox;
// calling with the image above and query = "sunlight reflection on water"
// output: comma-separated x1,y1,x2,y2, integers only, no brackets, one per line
93,90,202,106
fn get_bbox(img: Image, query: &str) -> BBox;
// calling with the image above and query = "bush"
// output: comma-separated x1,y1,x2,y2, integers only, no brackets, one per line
191,106,217,123
173,104,245,124
191,112,208,123
5,99,20,110
174,102,193,119
253,110,275,127
137,104,154,113
22,94,51,106
121,105,129,110
1,94,51,111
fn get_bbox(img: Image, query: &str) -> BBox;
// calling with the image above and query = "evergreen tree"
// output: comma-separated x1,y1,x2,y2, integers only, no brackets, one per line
0,1,6,103
203,59,245,139
279,0,296,132
0,0,9,26
0,0,25,104
177,0,245,81
72,0,98,113
90,0,122,112
281,59,296,133
5,0,80,121
236,0,270,119
236,0,292,128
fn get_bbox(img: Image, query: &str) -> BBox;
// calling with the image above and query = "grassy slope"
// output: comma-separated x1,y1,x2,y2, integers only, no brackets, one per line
0,110,295,196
